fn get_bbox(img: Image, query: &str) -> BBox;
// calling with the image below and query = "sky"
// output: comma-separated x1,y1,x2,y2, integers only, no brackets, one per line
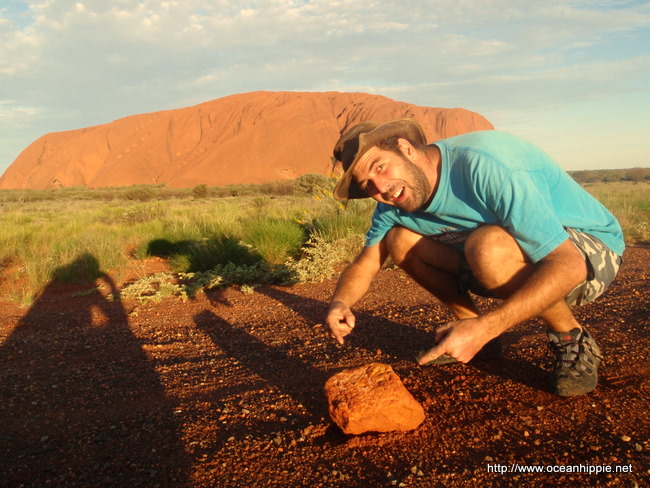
1,0,649,175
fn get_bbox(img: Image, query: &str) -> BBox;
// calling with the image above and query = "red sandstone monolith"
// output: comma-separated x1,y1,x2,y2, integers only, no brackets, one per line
0,91,493,190
325,363,425,435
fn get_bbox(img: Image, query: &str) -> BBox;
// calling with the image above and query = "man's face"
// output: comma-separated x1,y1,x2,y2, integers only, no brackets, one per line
351,144,433,212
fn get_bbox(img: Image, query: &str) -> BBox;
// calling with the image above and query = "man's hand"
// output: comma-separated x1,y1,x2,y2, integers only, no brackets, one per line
417,317,495,364
327,301,356,345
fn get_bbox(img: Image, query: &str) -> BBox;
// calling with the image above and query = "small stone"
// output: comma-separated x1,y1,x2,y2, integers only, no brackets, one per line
635,443,643,452
485,456,494,462
621,435,631,442
325,363,425,435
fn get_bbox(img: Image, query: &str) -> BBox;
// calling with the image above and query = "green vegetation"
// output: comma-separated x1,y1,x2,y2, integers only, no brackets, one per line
569,167,650,184
0,176,373,303
0,172,647,304
582,181,650,244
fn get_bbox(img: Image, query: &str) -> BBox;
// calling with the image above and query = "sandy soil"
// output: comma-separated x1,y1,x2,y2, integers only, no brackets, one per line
1,246,648,488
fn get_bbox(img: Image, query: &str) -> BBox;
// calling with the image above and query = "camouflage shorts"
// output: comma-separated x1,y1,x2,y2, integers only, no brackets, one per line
458,228,622,306
564,228,622,307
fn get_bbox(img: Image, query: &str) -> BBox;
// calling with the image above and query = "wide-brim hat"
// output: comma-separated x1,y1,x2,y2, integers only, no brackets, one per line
332,118,427,201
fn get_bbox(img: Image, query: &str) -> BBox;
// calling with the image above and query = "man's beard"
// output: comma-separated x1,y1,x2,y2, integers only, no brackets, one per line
396,155,432,212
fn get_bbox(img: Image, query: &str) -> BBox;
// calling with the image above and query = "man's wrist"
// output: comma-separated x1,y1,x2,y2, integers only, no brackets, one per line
329,299,347,310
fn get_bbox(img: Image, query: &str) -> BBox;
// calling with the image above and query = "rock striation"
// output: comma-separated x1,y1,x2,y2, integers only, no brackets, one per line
325,363,425,435
0,91,493,189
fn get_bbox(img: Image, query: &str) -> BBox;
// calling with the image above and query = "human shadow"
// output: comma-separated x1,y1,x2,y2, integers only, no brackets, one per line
0,254,189,487
257,285,435,362
259,286,551,392
193,309,350,448
194,309,329,418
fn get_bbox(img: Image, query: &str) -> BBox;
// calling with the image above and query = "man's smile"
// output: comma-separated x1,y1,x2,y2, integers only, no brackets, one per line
393,187,404,200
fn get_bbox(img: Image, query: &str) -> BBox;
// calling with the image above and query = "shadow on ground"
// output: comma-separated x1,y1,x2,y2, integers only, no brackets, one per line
0,254,189,488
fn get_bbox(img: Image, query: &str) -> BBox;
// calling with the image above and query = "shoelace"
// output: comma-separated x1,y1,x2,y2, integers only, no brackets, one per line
548,336,580,369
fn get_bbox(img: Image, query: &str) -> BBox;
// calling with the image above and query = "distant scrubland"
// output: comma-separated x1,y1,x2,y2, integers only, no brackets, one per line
0,171,647,304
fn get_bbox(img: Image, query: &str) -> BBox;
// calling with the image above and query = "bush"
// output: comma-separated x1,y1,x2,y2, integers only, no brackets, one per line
124,186,158,201
294,173,336,195
192,184,210,198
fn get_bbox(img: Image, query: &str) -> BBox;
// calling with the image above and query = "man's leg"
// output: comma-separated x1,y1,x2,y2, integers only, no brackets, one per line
462,225,584,332
463,225,603,396
384,226,480,320
385,227,502,365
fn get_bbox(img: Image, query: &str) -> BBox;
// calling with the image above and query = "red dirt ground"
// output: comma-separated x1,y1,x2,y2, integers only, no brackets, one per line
1,246,648,488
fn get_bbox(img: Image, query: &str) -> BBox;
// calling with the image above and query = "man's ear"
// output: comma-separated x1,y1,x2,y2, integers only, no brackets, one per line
397,138,416,158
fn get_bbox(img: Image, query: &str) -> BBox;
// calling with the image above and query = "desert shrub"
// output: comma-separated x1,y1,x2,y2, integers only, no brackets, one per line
118,272,187,303
124,186,158,201
119,261,296,302
294,173,336,195
258,180,296,196
240,218,307,264
121,203,166,224
288,234,363,283
192,184,210,198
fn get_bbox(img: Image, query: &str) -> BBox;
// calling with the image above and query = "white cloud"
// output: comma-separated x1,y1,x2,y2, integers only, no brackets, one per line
0,0,649,170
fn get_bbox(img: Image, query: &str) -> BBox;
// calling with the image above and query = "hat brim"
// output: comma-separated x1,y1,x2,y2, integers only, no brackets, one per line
332,118,426,202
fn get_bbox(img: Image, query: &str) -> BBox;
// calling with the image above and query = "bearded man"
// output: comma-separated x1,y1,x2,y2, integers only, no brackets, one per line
326,119,624,397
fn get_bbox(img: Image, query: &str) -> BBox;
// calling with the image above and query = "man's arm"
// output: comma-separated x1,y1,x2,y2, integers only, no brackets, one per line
419,238,587,363
327,240,388,344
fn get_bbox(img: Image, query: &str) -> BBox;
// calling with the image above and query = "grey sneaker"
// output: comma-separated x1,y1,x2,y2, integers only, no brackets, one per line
417,336,502,366
547,327,602,397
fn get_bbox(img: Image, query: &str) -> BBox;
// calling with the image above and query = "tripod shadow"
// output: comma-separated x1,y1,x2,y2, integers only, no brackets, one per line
0,254,189,487
194,309,329,418
259,285,551,392
193,309,353,447
257,285,435,362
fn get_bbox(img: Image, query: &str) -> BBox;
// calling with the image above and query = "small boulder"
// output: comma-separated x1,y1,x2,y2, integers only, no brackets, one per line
325,363,425,435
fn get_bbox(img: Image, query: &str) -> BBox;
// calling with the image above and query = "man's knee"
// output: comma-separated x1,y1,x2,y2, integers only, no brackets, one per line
463,226,530,296
385,226,422,267
385,227,462,275
464,225,526,269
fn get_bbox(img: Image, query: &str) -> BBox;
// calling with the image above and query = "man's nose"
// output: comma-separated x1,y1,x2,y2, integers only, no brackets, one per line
367,178,388,196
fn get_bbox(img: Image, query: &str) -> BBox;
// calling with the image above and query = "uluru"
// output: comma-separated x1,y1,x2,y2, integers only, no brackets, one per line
0,91,494,190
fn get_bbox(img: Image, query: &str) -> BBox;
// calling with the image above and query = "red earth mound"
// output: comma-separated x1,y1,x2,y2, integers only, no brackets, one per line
0,91,493,190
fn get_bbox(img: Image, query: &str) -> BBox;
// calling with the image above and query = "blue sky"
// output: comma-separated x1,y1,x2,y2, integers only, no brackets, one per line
1,0,649,174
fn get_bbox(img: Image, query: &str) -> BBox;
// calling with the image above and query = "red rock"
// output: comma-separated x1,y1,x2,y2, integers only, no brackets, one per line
0,91,493,190
325,363,425,435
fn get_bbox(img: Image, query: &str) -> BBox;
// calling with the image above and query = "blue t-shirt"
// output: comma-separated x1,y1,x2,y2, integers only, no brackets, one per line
365,131,625,263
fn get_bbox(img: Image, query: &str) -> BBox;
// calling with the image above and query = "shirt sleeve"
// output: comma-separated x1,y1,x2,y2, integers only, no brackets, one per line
484,169,568,263
364,204,397,247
